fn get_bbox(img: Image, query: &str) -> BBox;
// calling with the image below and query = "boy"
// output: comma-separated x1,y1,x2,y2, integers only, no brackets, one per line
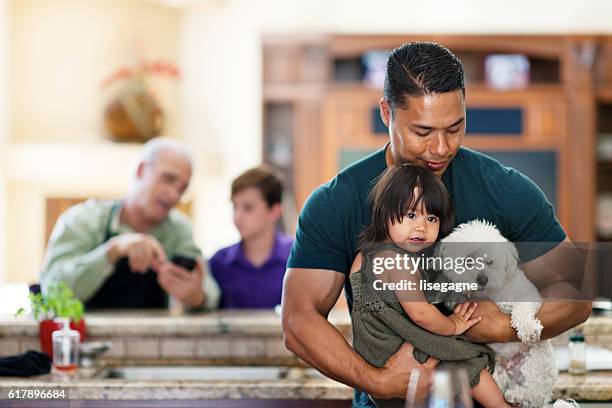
210,166,293,308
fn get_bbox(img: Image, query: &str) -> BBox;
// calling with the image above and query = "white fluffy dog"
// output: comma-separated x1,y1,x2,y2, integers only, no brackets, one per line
436,219,559,408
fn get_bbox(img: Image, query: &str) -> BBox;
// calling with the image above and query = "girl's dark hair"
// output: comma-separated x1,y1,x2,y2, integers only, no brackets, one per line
359,164,454,247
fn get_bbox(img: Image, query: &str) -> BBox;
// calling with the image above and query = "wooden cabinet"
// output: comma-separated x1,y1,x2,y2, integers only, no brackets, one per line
263,34,611,243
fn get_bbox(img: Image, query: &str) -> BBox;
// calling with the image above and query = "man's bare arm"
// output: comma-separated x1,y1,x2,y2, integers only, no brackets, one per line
466,237,592,343
281,267,435,400
519,237,591,340
281,269,372,388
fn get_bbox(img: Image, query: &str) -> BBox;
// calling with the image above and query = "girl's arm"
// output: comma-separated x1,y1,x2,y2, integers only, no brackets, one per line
400,298,480,336
350,251,480,336
387,262,480,336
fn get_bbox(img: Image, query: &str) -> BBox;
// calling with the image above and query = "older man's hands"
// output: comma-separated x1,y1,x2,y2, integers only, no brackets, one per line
156,257,205,308
106,233,167,273
106,233,205,308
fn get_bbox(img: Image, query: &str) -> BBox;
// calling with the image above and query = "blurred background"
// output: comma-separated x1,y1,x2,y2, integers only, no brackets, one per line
0,0,611,296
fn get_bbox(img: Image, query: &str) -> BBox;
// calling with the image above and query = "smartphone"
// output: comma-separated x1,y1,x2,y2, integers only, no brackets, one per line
171,255,197,272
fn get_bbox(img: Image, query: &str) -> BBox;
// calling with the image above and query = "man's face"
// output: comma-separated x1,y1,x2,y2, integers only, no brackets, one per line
380,90,466,176
232,187,280,241
136,150,192,223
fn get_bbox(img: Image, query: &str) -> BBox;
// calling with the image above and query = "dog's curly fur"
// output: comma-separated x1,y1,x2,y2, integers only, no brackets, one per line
436,219,558,408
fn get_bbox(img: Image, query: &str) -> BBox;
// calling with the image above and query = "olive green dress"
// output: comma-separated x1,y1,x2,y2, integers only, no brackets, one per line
349,243,495,408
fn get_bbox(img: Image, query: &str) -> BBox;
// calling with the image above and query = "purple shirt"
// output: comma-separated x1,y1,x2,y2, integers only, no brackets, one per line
209,231,293,309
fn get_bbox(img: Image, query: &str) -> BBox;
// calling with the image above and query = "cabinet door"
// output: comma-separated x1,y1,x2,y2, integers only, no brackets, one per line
321,87,388,182
463,86,567,147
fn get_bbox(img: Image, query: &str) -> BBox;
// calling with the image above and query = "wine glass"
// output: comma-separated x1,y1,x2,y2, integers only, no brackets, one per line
405,367,473,408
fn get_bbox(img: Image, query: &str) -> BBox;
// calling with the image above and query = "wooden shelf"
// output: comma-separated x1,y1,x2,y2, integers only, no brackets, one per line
327,82,564,97
263,34,607,241
598,160,612,171
597,86,612,103
329,34,566,59
467,82,563,95
263,84,324,101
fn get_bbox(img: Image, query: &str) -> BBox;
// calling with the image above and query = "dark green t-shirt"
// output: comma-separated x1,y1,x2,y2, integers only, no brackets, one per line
287,145,566,306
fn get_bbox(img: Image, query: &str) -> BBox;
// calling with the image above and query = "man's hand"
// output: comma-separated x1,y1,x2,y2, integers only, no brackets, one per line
156,257,205,308
106,233,167,273
371,343,437,400
465,300,515,343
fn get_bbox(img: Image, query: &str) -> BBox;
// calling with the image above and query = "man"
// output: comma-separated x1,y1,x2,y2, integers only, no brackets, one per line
281,42,591,406
210,165,292,308
41,138,219,310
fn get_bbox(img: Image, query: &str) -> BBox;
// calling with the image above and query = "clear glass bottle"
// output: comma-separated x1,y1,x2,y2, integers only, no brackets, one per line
52,318,80,372
405,367,472,408
568,328,586,375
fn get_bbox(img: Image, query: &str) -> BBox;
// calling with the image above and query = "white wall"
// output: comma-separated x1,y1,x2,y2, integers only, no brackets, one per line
0,0,7,285
180,0,612,34
179,2,262,255
3,143,140,284
9,0,181,142
0,0,6,146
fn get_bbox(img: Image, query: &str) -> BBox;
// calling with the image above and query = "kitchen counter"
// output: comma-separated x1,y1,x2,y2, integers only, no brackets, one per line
0,310,354,402
0,309,352,366
0,308,352,337
1,310,609,341
0,368,611,402
555,371,612,401
0,311,611,402
0,368,352,400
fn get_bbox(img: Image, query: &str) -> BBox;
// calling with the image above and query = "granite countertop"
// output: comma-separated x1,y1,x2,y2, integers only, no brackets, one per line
0,311,611,401
555,371,612,401
0,368,610,401
0,309,354,400
1,310,609,338
0,309,352,337
0,368,353,400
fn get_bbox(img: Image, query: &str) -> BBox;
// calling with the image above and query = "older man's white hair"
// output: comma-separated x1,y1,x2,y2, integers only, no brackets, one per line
140,137,194,169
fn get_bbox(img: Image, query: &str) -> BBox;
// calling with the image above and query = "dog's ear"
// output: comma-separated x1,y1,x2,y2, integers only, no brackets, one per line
504,242,520,270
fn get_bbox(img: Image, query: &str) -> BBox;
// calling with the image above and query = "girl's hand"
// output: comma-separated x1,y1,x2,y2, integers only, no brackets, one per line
449,302,482,335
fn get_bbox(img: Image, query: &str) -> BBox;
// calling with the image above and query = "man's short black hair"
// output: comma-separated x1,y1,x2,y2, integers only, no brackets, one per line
384,42,465,113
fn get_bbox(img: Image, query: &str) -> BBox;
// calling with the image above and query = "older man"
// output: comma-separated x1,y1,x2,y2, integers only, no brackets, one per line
41,138,219,310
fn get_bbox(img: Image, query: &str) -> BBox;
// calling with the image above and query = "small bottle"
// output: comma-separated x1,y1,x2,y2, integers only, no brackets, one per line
52,318,80,372
568,328,586,375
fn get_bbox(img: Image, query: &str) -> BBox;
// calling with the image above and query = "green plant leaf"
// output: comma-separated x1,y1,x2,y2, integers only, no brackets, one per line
29,281,85,322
